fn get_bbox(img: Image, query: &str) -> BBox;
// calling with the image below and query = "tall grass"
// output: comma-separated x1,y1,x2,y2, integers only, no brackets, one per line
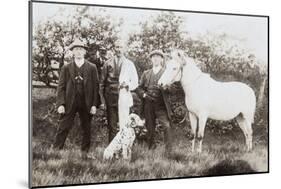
32,139,268,187
31,88,268,187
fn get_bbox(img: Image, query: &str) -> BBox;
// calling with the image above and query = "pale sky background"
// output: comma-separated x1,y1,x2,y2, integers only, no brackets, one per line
32,2,268,64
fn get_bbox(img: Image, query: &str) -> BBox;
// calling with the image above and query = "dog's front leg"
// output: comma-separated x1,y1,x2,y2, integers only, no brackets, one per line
103,148,113,160
122,144,129,160
127,147,132,161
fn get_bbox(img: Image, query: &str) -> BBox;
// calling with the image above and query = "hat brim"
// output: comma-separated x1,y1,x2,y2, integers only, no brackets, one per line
69,45,87,51
149,53,164,58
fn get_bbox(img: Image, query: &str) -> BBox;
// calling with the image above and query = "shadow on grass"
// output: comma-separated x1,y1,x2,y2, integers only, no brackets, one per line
201,159,255,176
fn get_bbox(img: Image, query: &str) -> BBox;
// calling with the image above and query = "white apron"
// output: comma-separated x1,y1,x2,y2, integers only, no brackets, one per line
118,56,138,129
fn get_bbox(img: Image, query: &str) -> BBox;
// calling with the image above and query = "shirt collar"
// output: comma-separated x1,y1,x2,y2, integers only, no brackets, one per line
152,65,162,74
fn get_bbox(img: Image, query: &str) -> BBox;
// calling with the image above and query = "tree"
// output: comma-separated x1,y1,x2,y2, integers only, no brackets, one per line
32,6,122,87
127,11,188,73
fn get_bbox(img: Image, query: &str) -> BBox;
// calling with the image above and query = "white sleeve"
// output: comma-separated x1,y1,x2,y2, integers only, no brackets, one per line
119,57,139,91
128,60,139,91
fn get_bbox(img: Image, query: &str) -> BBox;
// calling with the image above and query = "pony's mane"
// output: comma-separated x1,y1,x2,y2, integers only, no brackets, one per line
169,50,208,84
181,54,201,72
172,49,200,68
180,54,206,86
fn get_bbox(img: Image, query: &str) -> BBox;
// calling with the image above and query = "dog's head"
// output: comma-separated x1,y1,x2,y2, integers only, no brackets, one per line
127,113,147,136
128,113,145,128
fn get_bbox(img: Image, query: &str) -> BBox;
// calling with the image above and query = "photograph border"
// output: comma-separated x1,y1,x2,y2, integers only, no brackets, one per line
28,0,270,188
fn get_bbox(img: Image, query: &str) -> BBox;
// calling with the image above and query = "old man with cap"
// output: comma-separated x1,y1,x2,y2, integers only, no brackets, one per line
54,38,100,159
136,50,173,154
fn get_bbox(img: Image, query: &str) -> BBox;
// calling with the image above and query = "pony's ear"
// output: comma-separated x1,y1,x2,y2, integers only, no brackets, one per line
176,50,186,66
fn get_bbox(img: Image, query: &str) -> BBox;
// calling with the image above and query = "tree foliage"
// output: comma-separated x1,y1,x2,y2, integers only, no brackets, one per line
32,6,122,87
127,12,187,72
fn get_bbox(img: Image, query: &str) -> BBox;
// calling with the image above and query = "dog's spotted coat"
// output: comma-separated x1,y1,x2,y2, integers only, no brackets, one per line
103,113,145,161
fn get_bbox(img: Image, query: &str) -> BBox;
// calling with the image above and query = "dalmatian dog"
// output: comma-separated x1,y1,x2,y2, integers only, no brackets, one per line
103,113,145,161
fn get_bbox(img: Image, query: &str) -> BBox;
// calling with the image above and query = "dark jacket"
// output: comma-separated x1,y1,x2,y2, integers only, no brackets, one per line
136,69,173,120
99,56,122,107
57,60,100,114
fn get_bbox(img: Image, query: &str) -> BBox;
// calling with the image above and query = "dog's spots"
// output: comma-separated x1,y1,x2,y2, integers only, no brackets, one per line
103,114,144,161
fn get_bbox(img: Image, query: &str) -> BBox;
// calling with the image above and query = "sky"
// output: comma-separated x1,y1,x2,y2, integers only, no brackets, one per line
32,2,268,64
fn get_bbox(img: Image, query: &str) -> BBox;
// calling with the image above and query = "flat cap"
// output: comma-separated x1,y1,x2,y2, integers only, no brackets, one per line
68,38,87,51
149,50,164,58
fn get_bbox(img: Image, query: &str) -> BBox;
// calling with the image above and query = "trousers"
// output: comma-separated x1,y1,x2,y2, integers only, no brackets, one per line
54,97,92,152
143,98,172,151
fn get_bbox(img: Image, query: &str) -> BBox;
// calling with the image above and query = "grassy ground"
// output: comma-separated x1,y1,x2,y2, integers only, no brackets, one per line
31,88,268,187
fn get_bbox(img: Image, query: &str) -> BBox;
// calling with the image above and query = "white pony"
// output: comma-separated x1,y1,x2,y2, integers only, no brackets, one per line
158,50,256,152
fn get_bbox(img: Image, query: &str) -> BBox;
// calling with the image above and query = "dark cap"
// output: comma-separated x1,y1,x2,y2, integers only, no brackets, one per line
68,38,87,51
149,50,164,58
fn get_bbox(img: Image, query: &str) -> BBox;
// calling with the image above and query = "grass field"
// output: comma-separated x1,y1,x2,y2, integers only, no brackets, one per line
31,88,268,187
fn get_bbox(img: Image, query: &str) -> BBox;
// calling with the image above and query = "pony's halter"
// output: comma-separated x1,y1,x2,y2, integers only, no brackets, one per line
170,64,183,84
169,53,187,84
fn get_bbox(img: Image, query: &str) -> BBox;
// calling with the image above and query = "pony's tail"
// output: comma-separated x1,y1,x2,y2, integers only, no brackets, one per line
249,90,257,124
242,88,256,125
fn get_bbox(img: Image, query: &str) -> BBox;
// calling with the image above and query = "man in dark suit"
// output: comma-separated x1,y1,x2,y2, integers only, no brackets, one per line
54,38,100,159
136,50,173,154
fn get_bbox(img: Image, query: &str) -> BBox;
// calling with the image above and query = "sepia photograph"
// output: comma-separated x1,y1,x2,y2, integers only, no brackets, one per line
29,0,269,188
